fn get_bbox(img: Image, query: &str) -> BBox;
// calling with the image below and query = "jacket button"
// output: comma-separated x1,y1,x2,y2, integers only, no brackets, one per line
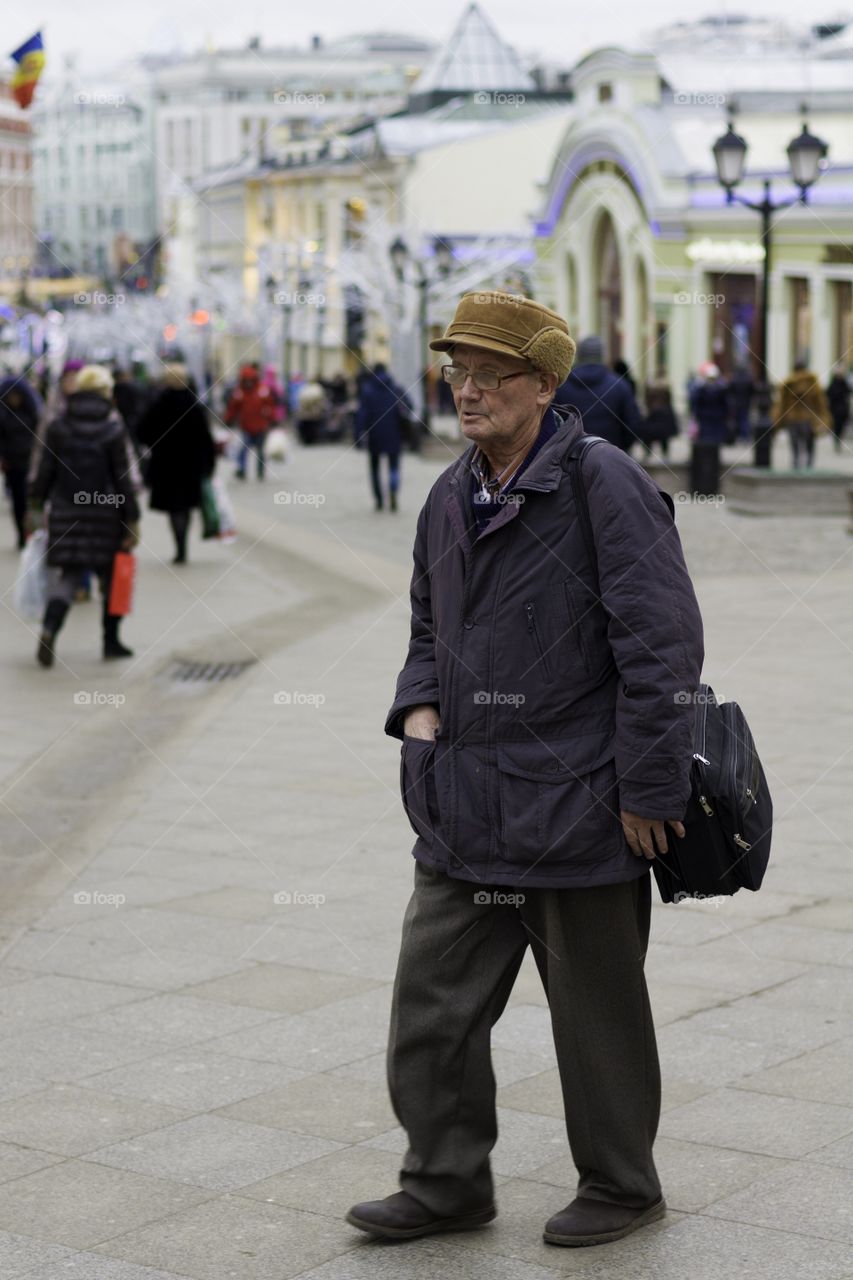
667,762,677,774
550,760,561,772
463,617,475,629
453,740,465,751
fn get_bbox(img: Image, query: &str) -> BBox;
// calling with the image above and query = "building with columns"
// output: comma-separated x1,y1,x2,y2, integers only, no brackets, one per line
533,39,853,405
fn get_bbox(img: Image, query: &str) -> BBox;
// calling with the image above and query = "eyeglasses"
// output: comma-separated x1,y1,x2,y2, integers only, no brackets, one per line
441,364,532,392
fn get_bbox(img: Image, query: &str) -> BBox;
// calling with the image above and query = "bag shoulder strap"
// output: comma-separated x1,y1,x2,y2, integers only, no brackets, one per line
564,434,675,595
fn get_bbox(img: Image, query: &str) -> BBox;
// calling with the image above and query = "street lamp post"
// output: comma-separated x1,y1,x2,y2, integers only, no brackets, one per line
389,235,454,440
712,115,828,468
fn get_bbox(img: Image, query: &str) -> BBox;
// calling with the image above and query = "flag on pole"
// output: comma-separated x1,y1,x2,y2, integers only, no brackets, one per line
9,32,45,109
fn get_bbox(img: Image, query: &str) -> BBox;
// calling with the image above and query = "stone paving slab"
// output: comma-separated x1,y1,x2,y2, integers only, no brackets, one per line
1,437,853,1276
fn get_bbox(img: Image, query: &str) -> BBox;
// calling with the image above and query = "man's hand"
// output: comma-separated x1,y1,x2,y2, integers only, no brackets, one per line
403,704,440,741
621,810,686,860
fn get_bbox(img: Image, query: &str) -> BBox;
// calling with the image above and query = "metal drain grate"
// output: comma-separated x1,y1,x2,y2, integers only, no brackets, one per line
166,658,256,684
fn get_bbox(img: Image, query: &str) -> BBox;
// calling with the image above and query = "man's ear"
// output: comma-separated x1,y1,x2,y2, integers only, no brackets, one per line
536,371,559,404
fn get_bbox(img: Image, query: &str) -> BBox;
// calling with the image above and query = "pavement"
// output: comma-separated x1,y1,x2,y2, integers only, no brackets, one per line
0,425,852,1280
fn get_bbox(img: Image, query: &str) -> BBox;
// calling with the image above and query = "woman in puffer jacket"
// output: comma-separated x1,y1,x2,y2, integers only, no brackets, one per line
29,364,140,667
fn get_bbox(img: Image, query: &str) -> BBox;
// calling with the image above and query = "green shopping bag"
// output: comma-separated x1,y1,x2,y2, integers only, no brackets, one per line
200,478,220,539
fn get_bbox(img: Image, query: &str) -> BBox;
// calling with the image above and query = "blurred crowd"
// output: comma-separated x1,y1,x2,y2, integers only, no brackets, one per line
1,344,849,670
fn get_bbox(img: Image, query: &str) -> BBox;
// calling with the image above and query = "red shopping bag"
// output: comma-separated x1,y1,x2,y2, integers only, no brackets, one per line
108,551,136,616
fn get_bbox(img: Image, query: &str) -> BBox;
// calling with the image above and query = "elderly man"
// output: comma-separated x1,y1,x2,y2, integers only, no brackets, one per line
347,292,704,1248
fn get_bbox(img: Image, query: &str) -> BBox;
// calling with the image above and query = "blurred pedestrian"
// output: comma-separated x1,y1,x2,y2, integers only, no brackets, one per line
773,361,831,469
136,363,216,564
29,364,139,667
112,365,148,450
355,363,409,511
554,336,642,450
639,382,679,458
729,364,755,441
612,358,637,397
826,364,850,452
689,363,730,444
261,364,286,423
224,364,277,479
0,371,43,549
294,379,328,446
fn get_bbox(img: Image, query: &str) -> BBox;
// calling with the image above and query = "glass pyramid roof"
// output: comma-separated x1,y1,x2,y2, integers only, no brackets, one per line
414,2,537,95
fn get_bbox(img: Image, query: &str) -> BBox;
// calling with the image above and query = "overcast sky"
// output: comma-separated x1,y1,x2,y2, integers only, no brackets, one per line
6,0,844,77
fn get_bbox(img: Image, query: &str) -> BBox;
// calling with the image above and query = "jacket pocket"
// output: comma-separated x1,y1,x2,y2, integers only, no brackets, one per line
524,601,554,683
496,731,621,867
400,735,439,844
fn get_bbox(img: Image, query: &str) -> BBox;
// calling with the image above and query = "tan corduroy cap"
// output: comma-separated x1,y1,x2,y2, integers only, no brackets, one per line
429,291,576,383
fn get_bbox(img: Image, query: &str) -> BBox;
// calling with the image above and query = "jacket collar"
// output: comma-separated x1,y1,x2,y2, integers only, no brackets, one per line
447,406,583,495
444,407,584,545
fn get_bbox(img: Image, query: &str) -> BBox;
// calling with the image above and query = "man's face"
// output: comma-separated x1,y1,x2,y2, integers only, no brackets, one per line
449,343,554,450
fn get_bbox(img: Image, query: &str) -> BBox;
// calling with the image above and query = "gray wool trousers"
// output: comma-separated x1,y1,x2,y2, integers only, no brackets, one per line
386,861,662,1216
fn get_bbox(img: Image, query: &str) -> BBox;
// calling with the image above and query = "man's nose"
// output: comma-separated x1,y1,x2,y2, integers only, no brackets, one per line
458,374,482,397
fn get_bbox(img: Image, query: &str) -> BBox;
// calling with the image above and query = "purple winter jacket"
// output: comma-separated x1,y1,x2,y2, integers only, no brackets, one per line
385,408,705,889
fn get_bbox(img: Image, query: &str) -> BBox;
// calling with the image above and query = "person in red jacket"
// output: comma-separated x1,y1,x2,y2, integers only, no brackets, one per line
224,364,277,480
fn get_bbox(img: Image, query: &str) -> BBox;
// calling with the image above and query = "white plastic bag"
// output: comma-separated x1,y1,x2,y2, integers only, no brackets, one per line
14,529,49,622
266,427,288,461
211,475,236,543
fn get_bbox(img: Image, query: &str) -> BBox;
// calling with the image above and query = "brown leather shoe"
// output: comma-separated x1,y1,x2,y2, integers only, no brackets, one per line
543,1195,666,1247
346,1190,496,1240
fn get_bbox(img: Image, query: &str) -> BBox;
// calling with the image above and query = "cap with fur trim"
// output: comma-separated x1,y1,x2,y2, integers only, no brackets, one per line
429,291,576,383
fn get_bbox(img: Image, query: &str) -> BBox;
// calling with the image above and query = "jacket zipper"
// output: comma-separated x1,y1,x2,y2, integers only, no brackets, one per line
563,579,592,673
525,601,553,681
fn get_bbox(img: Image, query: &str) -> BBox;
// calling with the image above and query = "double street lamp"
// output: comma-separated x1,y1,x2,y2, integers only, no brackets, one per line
711,113,828,467
389,235,454,435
